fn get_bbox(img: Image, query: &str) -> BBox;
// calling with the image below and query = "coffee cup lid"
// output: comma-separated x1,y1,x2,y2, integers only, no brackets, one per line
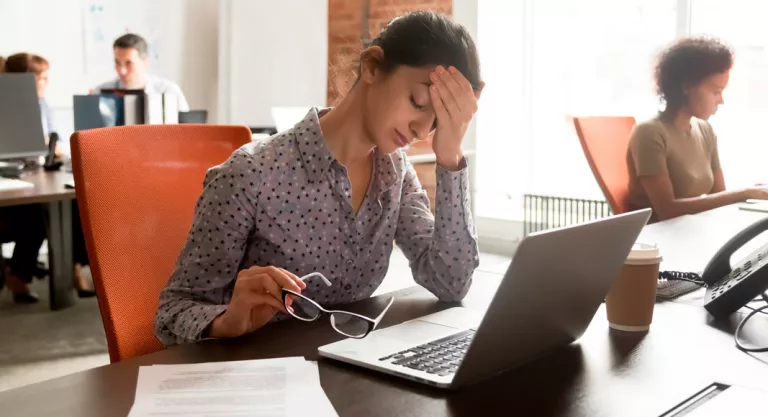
626,242,662,265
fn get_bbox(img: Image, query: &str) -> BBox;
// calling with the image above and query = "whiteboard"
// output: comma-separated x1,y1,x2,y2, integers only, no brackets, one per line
219,0,328,127
0,0,184,109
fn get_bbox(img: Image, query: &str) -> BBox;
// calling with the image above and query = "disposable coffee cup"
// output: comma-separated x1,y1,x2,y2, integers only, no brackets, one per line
605,243,663,332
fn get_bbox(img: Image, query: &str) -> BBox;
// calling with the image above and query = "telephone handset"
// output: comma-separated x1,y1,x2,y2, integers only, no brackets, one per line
43,132,63,171
701,216,768,318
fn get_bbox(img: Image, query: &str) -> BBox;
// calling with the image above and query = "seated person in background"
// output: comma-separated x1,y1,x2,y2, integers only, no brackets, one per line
91,33,189,111
3,53,96,298
155,11,484,345
628,37,768,222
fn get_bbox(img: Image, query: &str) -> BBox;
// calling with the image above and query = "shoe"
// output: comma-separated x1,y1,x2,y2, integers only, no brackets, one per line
13,291,39,304
34,261,49,280
77,289,96,298
73,263,96,298
4,267,39,304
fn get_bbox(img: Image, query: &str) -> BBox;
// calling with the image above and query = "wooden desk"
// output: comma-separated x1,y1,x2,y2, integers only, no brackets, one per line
0,170,77,310
2,270,767,417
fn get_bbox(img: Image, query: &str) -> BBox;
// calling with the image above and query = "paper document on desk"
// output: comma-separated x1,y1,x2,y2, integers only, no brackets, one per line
0,178,34,191
128,357,337,417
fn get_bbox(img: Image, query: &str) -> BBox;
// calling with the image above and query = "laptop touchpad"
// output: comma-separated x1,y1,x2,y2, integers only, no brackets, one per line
376,319,458,345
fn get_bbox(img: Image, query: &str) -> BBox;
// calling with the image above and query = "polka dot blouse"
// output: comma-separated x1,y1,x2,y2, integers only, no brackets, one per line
155,108,479,345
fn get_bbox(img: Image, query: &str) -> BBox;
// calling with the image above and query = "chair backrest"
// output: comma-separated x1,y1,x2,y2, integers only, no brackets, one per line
70,124,252,362
573,116,637,215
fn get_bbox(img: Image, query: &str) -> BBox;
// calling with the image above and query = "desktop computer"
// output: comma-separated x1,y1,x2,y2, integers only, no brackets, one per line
0,74,47,161
0,74,47,187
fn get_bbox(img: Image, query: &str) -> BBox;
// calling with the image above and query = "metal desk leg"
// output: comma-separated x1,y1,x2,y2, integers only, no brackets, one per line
47,200,76,310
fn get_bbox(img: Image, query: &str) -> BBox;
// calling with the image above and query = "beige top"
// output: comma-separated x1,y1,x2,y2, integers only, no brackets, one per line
627,115,721,213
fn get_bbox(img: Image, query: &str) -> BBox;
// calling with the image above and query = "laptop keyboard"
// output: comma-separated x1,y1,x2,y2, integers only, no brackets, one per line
377,329,475,377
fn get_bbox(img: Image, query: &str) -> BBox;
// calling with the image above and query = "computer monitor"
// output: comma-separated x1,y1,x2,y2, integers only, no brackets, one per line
0,74,46,159
99,88,145,96
179,110,208,124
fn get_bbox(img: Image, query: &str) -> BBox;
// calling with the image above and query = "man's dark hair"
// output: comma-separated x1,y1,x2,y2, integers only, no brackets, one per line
655,37,733,111
114,33,148,58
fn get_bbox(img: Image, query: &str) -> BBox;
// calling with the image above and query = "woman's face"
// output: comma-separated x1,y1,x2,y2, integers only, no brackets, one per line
686,70,729,120
361,64,438,155
35,70,49,98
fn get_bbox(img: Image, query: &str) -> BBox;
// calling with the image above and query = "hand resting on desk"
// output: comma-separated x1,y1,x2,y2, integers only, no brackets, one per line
745,184,768,200
207,266,306,338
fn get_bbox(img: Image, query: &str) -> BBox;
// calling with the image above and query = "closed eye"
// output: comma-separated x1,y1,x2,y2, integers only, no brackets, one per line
410,95,427,111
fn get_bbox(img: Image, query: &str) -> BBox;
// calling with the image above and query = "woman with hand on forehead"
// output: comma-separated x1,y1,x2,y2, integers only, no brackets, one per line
155,11,484,345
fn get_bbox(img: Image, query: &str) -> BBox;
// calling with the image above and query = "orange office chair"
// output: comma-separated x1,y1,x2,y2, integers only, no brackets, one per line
573,116,637,215
70,124,252,362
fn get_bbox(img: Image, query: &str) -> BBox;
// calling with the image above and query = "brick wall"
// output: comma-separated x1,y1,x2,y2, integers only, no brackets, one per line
327,0,452,105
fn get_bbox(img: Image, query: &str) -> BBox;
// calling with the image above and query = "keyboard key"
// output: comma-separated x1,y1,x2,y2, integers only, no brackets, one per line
389,330,475,372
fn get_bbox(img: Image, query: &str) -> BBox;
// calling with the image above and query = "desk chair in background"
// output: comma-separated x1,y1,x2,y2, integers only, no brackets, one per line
573,116,636,215
70,125,251,362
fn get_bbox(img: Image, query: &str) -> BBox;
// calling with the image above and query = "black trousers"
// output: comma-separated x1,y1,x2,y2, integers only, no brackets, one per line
72,203,89,266
0,205,46,283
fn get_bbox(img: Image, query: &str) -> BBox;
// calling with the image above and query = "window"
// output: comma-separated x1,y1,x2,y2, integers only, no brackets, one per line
476,0,678,221
690,0,768,189
476,0,768,228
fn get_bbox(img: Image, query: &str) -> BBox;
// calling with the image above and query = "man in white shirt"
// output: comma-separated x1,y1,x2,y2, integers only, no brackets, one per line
92,33,190,112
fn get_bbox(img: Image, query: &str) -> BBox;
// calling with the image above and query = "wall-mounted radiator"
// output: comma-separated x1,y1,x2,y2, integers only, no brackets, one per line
523,194,612,236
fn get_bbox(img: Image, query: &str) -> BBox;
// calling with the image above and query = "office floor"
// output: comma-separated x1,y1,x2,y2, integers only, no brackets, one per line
0,248,511,392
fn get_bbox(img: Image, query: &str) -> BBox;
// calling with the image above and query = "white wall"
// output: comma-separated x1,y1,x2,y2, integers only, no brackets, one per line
179,0,220,123
218,0,328,127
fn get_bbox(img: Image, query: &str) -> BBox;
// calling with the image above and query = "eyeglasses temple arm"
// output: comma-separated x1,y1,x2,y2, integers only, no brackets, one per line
300,272,332,287
373,297,395,327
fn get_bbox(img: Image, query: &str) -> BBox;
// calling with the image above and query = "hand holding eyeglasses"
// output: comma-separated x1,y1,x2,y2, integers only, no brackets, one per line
207,265,306,339
283,272,395,338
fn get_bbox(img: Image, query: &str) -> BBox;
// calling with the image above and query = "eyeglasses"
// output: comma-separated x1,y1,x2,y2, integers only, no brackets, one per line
282,272,395,338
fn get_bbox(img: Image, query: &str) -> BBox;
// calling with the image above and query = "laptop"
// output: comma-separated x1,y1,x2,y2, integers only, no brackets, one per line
318,208,652,389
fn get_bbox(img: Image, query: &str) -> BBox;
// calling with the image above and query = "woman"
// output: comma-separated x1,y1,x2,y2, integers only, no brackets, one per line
628,37,768,221
155,11,484,345
3,53,95,298
0,55,47,303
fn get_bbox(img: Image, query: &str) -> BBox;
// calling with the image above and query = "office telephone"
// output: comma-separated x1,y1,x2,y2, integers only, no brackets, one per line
700,216,768,318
